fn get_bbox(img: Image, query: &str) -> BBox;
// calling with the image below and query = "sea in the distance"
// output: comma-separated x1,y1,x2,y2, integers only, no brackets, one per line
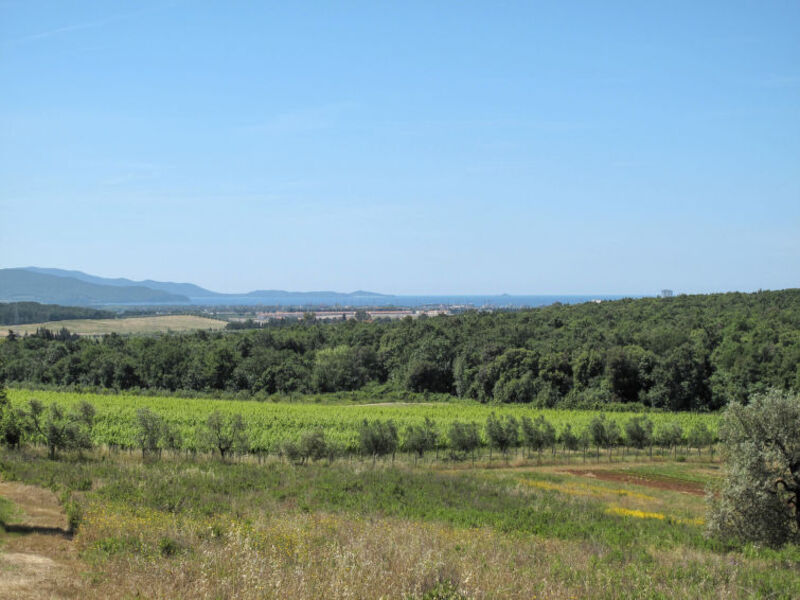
173,293,640,308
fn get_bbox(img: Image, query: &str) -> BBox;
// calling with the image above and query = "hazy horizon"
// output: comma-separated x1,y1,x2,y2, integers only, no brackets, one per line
0,265,787,299
2,2,798,295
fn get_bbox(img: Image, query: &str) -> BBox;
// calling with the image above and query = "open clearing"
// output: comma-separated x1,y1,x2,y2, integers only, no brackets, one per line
0,315,226,337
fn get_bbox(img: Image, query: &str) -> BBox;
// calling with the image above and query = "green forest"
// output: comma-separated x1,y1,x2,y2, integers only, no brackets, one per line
0,301,114,326
1,290,798,411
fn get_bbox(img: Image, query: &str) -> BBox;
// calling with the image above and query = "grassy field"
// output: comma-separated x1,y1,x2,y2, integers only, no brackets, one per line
7,389,719,452
5,389,790,597
0,449,798,599
0,315,226,337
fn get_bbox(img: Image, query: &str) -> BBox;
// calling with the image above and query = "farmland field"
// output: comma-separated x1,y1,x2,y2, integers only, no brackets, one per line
1,449,799,599
1,389,798,599
6,389,719,453
0,315,226,337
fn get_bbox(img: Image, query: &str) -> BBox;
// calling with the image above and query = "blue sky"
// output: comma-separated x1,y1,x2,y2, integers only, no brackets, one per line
1,1,798,295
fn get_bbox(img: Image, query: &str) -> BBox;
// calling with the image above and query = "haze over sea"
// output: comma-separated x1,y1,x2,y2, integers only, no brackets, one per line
132,293,634,308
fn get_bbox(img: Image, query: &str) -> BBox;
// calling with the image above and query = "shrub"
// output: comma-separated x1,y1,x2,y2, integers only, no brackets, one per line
299,429,328,463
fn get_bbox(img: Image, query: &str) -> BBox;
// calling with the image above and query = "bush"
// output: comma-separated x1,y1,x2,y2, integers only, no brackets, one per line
299,429,328,463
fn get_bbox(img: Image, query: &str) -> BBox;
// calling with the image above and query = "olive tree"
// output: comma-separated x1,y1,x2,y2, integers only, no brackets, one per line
624,415,654,453
655,421,684,458
559,424,579,462
359,419,398,464
448,421,481,463
687,422,714,457
521,415,556,460
587,414,623,461
28,399,95,459
204,411,247,460
402,417,439,464
707,390,800,547
136,408,182,458
486,413,519,459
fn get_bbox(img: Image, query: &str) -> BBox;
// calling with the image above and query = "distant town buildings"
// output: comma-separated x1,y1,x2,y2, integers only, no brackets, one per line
660,289,674,298
242,309,450,323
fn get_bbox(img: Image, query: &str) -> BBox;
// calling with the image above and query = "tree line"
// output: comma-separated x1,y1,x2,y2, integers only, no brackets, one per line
1,289,798,410
0,394,715,464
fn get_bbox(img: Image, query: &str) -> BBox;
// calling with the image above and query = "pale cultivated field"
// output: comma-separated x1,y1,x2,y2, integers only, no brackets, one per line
0,315,226,337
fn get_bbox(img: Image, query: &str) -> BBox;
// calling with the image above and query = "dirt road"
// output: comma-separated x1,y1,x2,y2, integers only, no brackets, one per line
0,481,83,599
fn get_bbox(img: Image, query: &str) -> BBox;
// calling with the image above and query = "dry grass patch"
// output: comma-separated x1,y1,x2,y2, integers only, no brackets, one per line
1,315,226,337
71,503,799,599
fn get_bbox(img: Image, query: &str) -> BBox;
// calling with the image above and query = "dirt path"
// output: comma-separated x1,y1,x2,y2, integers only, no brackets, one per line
562,469,706,496
0,481,84,599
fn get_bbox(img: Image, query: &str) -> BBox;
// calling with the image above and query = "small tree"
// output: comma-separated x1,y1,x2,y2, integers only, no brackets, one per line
606,419,622,461
655,421,684,459
403,417,439,464
521,415,555,461
687,422,714,456
204,411,247,460
624,416,654,454
707,390,800,547
588,415,609,460
162,421,183,456
560,424,579,462
136,409,181,458
540,417,557,457
448,421,481,463
28,399,95,459
136,408,166,458
520,416,538,459
579,427,592,463
486,413,519,459
359,419,398,464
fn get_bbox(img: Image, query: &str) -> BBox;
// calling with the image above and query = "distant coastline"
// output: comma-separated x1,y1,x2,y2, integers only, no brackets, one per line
118,293,638,308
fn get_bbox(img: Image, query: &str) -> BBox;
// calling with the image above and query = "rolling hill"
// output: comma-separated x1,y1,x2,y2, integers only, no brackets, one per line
0,269,189,306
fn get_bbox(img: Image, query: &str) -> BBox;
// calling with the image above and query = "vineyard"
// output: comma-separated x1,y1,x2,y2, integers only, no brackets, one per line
6,388,719,454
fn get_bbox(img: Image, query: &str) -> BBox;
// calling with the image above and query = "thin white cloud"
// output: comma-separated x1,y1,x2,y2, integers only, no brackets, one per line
3,2,181,46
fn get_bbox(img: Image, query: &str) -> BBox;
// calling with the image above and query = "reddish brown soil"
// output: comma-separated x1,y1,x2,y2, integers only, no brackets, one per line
564,469,706,496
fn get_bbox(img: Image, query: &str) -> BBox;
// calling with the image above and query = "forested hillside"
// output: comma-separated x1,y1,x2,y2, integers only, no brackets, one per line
0,301,114,326
1,290,798,411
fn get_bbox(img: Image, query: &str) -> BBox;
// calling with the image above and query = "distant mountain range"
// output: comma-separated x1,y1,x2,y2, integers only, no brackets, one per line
0,267,632,308
0,267,388,307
